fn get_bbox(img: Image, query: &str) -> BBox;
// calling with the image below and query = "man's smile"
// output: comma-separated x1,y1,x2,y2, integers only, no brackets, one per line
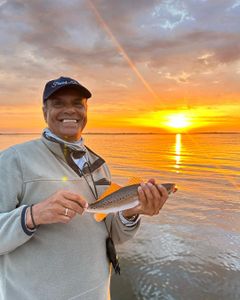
59,119,79,123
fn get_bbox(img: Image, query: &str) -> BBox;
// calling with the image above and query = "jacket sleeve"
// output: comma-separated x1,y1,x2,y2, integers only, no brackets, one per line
105,213,140,245
0,147,34,255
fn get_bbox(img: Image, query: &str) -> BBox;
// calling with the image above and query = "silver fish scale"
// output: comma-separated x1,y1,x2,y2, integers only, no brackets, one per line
89,184,139,209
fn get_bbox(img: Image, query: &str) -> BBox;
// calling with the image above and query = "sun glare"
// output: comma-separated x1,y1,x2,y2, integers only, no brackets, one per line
166,114,190,130
126,106,236,132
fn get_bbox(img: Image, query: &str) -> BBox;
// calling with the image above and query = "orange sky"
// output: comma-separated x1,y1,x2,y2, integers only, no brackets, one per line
0,0,240,133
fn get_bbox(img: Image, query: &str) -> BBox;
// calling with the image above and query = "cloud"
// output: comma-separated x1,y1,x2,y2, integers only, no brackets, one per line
197,52,215,65
0,0,239,112
0,0,7,7
228,0,240,10
164,71,192,83
149,0,195,30
1,1,239,72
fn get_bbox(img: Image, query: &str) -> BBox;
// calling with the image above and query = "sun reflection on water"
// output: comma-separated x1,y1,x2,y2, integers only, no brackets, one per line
175,133,182,172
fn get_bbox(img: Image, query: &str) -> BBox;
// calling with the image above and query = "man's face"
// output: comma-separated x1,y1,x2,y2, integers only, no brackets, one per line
43,87,88,142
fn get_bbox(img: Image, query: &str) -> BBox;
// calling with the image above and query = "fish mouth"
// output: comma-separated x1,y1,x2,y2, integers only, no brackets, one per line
173,186,178,193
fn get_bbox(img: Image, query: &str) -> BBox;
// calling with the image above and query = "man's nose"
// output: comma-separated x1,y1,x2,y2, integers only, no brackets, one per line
62,105,76,113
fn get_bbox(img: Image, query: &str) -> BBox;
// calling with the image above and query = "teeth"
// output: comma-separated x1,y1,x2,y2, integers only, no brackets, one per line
62,119,77,123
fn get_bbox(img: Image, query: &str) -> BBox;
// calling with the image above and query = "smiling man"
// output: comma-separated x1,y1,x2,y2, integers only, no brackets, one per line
0,76,169,300
42,78,90,142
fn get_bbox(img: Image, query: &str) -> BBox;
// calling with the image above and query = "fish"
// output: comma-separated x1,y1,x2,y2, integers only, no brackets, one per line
86,182,177,218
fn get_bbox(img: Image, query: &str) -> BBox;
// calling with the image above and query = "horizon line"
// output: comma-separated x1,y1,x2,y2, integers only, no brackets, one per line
0,131,240,135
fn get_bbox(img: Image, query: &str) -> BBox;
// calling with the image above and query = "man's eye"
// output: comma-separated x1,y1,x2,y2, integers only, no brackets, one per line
74,101,84,107
52,101,63,107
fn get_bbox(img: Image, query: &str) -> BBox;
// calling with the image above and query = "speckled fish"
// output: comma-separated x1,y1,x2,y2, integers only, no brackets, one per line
86,182,177,217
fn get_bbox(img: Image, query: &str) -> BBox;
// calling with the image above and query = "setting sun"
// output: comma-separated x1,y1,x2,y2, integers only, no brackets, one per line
126,105,239,133
166,114,190,130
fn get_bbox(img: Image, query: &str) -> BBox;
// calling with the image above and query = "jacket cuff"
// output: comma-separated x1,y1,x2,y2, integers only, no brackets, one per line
21,205,36,236
118,211,141,227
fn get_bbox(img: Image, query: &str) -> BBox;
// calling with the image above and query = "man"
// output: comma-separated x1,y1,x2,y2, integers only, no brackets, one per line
0,76,169,300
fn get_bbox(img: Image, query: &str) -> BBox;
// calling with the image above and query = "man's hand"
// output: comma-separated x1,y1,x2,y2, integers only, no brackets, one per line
122,178,169,219
26,190,88,228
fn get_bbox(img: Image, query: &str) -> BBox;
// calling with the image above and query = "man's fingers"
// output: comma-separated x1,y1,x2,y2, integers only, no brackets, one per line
60,215,74,224
133,181,171,216
137,185,147,204
147,178,156,185
146,182,164,214
61,199,86,215
140,182,169,215
139,183,156,214
61,191,88,209
33,190,88,226
156,184,169,199
146,182,163,212
140,183,154,201
60,207,76,219
156,185,169,209
147,182,161,199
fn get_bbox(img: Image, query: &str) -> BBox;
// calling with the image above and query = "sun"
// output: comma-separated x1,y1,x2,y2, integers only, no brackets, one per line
165,113,191,131
126,109,199,132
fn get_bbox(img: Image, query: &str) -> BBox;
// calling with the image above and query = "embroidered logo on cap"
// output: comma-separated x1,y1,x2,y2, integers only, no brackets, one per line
52,80,78,88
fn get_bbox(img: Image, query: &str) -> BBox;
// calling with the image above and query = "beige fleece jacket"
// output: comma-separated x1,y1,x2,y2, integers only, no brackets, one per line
0,135,140,300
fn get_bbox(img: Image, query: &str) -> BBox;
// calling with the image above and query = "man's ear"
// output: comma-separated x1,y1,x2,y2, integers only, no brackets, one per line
42,104,47,123
84,98,88,109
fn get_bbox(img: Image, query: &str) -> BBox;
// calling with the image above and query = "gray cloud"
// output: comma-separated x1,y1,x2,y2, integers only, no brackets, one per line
0,0,240,106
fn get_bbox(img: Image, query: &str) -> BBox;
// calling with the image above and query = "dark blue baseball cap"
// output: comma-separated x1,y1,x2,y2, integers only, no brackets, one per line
43,76,92,103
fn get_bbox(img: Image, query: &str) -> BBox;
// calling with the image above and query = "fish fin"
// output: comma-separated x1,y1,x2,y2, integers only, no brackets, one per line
125,176,144,186
97,182,122,201
93,182,122,222
94,213,107,222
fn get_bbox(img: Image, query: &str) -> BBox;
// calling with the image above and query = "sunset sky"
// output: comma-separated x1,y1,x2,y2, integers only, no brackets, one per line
0,0,240,133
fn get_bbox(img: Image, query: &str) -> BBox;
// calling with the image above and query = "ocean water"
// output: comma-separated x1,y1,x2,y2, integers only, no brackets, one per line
1,133,240,299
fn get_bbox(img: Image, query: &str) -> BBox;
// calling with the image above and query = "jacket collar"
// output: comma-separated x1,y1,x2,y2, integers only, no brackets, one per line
40,134,106,173
41,134,66,162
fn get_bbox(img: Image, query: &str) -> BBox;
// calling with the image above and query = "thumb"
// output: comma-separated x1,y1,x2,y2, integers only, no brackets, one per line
147,178,156,185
